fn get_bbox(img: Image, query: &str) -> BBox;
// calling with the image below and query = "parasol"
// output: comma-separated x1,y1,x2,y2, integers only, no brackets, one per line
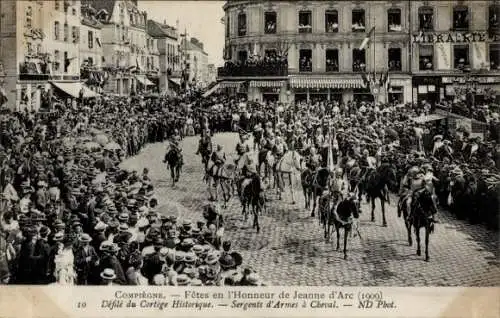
94,134,109,146
104,141,122,151
81,141,102,151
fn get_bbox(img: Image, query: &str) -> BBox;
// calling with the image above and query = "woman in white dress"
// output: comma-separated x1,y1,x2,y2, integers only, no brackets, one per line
53,238,77,285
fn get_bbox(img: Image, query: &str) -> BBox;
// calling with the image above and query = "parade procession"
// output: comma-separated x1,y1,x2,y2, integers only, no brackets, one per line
0,0,499,287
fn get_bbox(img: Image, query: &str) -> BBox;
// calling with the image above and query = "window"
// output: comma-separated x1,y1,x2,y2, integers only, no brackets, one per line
54,50,60,71
418,7,434,31
54,21,60,40
64,51,68,73
325,10,339,33
63,23,68,42
490,44,500,70
26,6,32,28
352,49,366,72
264,12,277,34
387,8,402,32
453,45,469,69
419,45,433,70
298,11,312,33
352,9,366,32
72,8,76,15
388,48,401,71
490,6,500,33
325,49,339,72
88,31,93,49
238,13,246,36
26,42,33,55
238,50,247,63
299,49,312,72
55,0,60,10
453,6,469,31
72,26,78,43
130,14,134,24
225,15,230,37
87,57,93,66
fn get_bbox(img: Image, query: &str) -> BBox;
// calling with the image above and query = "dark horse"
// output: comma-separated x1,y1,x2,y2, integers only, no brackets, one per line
400,188,436,261
238,175,265,233
318,190,344,240
198,137,212,180
330,197,360,260
363,164,398,227
310,168,334,218
301,167,313,209
164,148,183,186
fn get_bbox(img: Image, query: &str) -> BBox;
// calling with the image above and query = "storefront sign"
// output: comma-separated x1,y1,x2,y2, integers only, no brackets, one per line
442,76,500,84
413,32,500,44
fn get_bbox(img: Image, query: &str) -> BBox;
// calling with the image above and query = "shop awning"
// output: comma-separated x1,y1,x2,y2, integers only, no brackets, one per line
135,75,155,86
411,114,446,124
290,77,366,89
169,78,182,86
219,81,244,88
50,81,100,99
202,83,220,98
249,80,285,88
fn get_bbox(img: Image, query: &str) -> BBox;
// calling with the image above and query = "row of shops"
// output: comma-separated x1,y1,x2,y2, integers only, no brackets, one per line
211,74,500,105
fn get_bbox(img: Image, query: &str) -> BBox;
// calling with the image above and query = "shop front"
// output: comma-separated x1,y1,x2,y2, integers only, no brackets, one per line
442,75,500,104
412,76,442,105
289,76,366,104
248,80,286,103
353,88,374,103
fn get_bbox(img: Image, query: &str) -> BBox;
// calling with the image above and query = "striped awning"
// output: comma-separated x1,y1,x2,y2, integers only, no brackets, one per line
249,80,285,88
219,81,244,88
290,77,365,89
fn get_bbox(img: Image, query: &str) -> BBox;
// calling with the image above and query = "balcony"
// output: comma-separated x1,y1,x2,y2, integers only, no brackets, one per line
217,61,288,77
18,57,52,81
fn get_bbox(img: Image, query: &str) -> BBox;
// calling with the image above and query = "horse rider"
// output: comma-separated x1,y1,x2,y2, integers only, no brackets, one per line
210,144,226,177
359,149,377,183
306,147,321,171
272,136,288,166
399,166,439,223
264,132,275,152
196,129,212,153
235,132,250,164
332,167,347,194
252,123,263,150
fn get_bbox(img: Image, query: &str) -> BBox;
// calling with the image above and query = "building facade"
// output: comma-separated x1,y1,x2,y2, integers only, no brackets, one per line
80,2,105,92
147,19,181,94
183,37,210,89
410,1,500,105
219,0,500,105
220,0,412,104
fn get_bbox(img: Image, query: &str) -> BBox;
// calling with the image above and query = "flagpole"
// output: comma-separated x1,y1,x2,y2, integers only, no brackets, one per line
373,17,376,82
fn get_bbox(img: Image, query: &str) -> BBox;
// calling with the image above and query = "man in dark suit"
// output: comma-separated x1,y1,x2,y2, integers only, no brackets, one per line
74,233,99,285
99,242,126,285
34,226,51,284
16,227,42,284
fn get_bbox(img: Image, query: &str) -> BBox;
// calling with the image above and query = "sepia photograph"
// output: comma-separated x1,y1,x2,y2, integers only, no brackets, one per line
0,0,499,299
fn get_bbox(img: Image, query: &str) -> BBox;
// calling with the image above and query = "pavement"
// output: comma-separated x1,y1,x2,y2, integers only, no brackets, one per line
120,132,500,286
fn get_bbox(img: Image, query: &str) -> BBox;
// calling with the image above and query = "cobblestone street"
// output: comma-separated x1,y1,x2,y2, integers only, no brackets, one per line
121,133,500,286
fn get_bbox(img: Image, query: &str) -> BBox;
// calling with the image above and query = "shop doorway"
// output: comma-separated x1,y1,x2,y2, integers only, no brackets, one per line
295,93,307,103
263,93,279,103
310,94,328,103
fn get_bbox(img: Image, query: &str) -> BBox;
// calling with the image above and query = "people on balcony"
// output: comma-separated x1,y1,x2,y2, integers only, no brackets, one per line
388,60,401,72
352,20,365,31
326,21,339,33
265,21,276,34
352,59,366,72
389,23,402,32
299,56,312,72
490,13,499,29
454,12,469,30
221,54,287,76
326,59,339,72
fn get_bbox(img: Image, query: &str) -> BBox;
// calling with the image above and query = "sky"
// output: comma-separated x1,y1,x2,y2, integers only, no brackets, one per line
139,1,226,66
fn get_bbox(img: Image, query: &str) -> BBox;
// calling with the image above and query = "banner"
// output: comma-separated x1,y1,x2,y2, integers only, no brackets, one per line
436,43,451,70
472,42,487,69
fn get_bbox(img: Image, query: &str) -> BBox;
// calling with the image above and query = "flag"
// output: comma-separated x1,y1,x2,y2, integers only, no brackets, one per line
359,26,375,50
0,87,8,106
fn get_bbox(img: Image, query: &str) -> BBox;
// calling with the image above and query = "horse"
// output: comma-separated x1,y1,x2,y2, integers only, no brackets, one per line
198,138,212,179
400,188,436,261
310,168,335,218
239,175,265,233
363,164,398,227
300,167,313,209
318,190,343,240
332,197,360,260
274,150,302,204
164,148,182,186
258,149,274,184
448,172,477,221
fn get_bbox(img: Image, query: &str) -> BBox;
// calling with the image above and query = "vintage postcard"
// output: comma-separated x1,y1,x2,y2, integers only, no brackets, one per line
0,0,498,317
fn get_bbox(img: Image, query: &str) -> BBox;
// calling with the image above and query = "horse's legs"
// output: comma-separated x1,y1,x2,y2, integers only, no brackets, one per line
311,192,316,217
253,205,260,233
343,227,349,260
415,227,421,256
370,197,376,222
303,186,309,209
425,227,430,262
406,216,413,246
170,166,175,186
336,226,340,251
381,199,387,227
289,173,296,205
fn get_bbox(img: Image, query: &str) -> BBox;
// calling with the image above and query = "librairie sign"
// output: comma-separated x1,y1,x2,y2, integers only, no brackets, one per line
412,31,500,44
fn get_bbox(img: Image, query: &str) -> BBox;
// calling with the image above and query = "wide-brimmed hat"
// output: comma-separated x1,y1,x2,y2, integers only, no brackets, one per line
94,221,107,231
53,232,64,242
100,268,116,280
176,274,190,286
205,252,218,265
79,233,92,243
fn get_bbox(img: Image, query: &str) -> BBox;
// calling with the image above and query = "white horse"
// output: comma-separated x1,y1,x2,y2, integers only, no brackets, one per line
274,150,303,204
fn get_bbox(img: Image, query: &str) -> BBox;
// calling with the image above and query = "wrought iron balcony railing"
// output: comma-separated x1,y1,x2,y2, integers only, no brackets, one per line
217,63,288,77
